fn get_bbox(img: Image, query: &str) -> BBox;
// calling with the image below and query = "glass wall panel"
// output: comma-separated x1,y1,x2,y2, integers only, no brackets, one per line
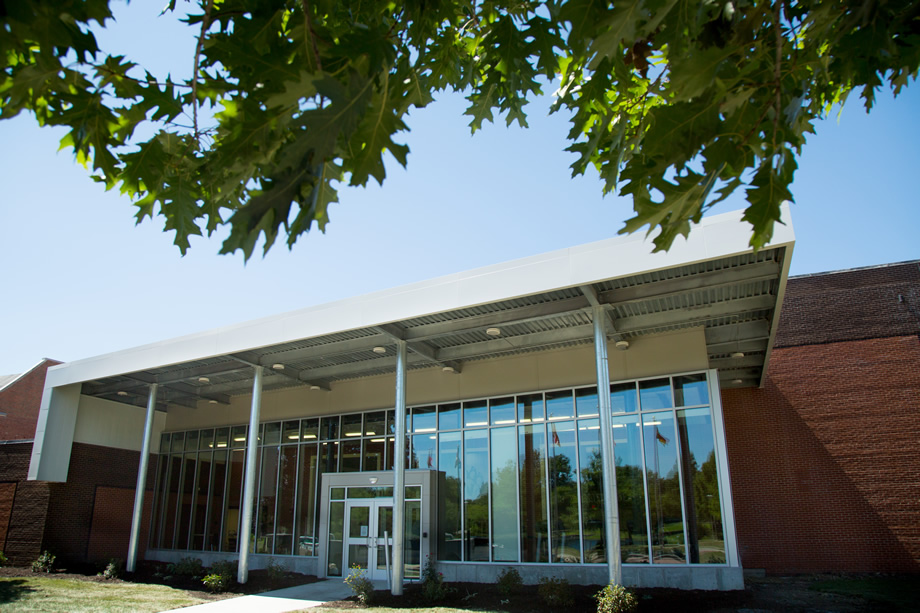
274,445,298,555
413,406,437,432
674,374,709,407
548,420,580,562
301,419,319,442
438,403,461,430
282,420,300,443
405,500,421,578
214,427,230,450
159,433,170,453
151,455,171,548
176,453,197,550
463,429,489,561
340,439,362,472
610,382,638,414
263,422,281,445
643,412,684,563
320,416,339,440
490,426,518,561
186,430,200,451
342,414,363,438
517,393,544,423
191,451,212,550
363,437,386,471
222,448,245,552
518,424,549,562
489,398,515,425
411,433,437,470
171,432,185,453
327,501,345,576
677,407,725,563
437,431,462,561
575,387,599,417
296,443,319,555
199,429,214,451
463,400,488,427
364,411,385,437
577,419,605,563
639,379,672,411
546,390,574,421
206,450,227,551
256,447,279,553
612,415,650,563
230,426,247,448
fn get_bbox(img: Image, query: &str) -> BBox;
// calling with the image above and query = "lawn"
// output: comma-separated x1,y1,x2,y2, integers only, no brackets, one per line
0,575,211,612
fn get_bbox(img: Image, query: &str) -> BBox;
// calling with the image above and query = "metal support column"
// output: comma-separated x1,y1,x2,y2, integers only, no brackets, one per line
391,340,407,596
126,383,157,573
238,366,263,584
594,305,622,585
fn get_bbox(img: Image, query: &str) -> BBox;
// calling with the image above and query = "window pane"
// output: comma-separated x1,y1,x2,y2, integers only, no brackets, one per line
301,418,319,441
463,400,488,427
575,387,599,417
577,419,605,563
205,450,227,551
256,447,279,553
214,427,230,449
320,441,340,474
222,449,245,552
295,443,318,555
342,414,363,438
363,437,386,471
176,453,197,550
411,433,438,470
186,430,199,452
230,426,247,448
546,390,574,421
413,406,437,432
199,429,214,451
320,416,340,440
340,439,361,472
274,445,298,555
490,397,515,425
548,421,580,562
191,451,212,550
612,415,650,564
677,407,725,564
327,501,345,576
674,374,709,407
491,427,518,561
438,403,461,430
643,412,685,563
639,379,672,411
610,382,638,414
517,393,544,423
518,424,549,562
365,411,386,437
405,500,422,579
463,429,489,561
263,422,281,445
282,420,300,443
159,433,170,453
437,431,462,561
171,432,185,453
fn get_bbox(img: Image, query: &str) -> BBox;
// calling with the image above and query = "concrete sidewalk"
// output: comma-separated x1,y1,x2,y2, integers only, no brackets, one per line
161,578,378,612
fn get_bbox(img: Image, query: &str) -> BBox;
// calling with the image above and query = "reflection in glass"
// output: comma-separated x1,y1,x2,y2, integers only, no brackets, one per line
610,382,638,414
274,445,298,555
256,447,279,553
365,411,386,437
463,400,488,427
405,500,422,578
548,420,580,562
327,501,345,576
222,449,245,552
577,419,605,563
413,406,437,432
517,393,544,423
612,415,650,563
176,453,197,550
363,437,385,471
546,390,574,420
677,408,725,563
575,387,599,417
437,432,462,561
340,439,362,472
438,403,461,430
490,397,515,425
639,379,672,411
464,429,489,561
263,422,281,445
342,413,363,438
643,413,685,563
491,427,518,561
191,451,212,550
206,450,227,551
411,434,438,470
518,424,549,562
674,374,709,407
295,443,318,555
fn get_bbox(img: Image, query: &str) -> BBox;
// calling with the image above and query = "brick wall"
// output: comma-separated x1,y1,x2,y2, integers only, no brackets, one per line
0,442,50,564
43,442,157,565
87,486,152,562
0,359,61,441
723,287,920,573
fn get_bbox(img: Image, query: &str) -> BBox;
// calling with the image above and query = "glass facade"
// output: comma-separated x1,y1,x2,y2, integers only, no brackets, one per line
150,371,726,567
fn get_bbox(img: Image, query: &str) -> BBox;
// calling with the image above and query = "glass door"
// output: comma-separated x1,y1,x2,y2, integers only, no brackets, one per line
344,498,393,581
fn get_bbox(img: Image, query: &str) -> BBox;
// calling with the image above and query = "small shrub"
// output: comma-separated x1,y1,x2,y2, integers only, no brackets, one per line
210,559,238,580
167,556,204,576
103,558,123,580
202,573,230,593
266,557,289,582
343,565,374,606
497,567,523,596
538,576,573,607
595,583,638,613
420,555,453,602
0,551,8,567
31,551,56,573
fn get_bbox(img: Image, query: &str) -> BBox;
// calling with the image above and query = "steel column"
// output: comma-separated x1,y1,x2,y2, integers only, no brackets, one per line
238,366,264,584
391,340,407,595
593,306,622,585
126,383,157,573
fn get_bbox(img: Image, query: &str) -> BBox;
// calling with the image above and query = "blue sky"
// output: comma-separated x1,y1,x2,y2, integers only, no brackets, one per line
0,3,918,376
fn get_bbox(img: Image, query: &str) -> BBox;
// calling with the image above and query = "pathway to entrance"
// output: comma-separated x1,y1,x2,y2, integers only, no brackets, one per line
161,578,381,612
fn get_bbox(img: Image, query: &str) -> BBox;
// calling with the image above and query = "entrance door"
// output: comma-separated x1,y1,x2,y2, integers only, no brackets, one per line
344,499,393,581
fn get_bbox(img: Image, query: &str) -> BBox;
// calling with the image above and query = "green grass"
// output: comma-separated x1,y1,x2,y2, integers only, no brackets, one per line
0,575,212,612
809,576,920,612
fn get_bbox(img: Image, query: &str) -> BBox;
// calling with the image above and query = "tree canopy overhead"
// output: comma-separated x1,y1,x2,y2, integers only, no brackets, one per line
2,1,917,258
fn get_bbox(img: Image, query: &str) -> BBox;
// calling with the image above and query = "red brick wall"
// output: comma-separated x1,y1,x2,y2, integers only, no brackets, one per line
44,442,157,564
0,359,61,441
722,335,920,573
0,442,50,563
0,482,16,549
87,486,152,562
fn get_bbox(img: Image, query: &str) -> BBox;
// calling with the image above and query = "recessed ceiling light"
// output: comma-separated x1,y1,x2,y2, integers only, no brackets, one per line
372,346,386,354
117,391,128,397
198,376,210,384
730,352,745,359
208,399,218,404
271,363,284,370
486,327,501,336
615,340,630,351
310,385,321,391
442,366,455,373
